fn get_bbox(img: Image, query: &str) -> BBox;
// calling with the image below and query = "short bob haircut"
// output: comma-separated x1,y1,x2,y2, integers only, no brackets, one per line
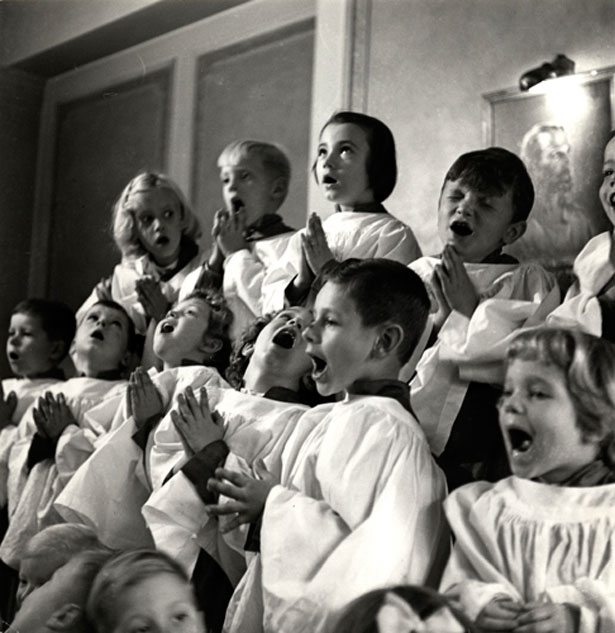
316,258,429,365
218,140,291,201
313,111,397,203
504,327,615,466
87,549,197,633
443,147,534,223
11,298,76,361
332,585,479,633
112,171,202,259
82,299,139,356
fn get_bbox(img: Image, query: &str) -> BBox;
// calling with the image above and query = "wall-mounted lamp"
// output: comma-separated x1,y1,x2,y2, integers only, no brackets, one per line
519,54,575,91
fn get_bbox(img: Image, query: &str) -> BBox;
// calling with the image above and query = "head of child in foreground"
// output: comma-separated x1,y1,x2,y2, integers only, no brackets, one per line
217,140,290,226
11,548,114,633
225,307,315,400
112,171,201,266
304,258,429,397
71,301,137,378
498,327,615,483
6,299,75,379
17,523,106,608
599,130,615,225
153,290,232,374
313,111,397,209
332,584,478,633
438,147,534,263
87,548,205,633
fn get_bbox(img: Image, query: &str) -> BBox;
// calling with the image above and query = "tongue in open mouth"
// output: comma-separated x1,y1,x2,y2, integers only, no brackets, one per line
272,328,296,349
508,428,532,453
311,355,327,377
450,220,473,236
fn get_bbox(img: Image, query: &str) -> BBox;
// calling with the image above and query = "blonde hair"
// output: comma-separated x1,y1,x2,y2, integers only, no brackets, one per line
112,171,201,259
218,140,291,199
507,327,615,464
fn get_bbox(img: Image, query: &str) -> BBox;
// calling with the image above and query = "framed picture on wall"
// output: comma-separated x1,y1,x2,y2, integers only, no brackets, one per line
483,65,615,272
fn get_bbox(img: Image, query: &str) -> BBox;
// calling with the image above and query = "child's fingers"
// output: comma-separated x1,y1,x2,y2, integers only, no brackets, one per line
516,606,552,625
183,387,201,417
6,391,17,413
204,500,243,518
220,513,249,533
176,394,194,421
32,408,47,437
253,459,272,481
198,387,212,417
476,615,518,630
214,467,249,486
206,478,244,501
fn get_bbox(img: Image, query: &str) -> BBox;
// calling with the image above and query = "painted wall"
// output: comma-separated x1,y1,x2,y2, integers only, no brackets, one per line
0,68,44,376
362,0,615,255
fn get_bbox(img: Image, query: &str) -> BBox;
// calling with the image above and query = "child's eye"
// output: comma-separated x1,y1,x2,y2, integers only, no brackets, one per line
86,313,98,322
317,146,327,158
138,215,153,226
163,208,175,219
528,388,549,399
340,145,354,156
604,168,614,178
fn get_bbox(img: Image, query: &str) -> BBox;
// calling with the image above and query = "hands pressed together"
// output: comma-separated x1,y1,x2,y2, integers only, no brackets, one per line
477,596,579,633
135,275,169,322
0,383,17,432
432,245,479,329
32,392,77,440
127,367,164,429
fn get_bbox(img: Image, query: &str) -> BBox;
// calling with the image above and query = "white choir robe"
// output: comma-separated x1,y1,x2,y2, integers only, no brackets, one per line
223,394,449,633
0,377,62,508
142,389,315,583
54,366,228,551
180,233,295,341
260,211,422,314
409,258,558,455
78,249,205,335
440,477,615,633
547,232,613,336
0,377,126,568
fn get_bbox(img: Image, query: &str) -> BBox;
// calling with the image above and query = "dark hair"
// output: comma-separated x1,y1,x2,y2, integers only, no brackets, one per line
182,289,233,376
506,327,615,466
318,258,429,364
87,549,194,633
444,147,534,222
225,314,273,389
88,299,138,355
313,111,397,202
332,585,478,633
12,299,76,361
607,129,615,144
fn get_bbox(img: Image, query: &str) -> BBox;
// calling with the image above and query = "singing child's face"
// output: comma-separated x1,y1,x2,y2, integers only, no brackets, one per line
599,136,615,226
17,552,62,607
130,188,183,267
219,154,280,227
498,359,600,483
251,307,313,380
73,304,131,375
304,282,380,396
315,123,374,208
153,297,213,367
6,313,59,378
437,178,525,263
112,573,205,633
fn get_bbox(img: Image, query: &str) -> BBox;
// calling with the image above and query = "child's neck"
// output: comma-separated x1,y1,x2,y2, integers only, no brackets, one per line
337,199,379,213
74,357,123,380
243,361,300,395
161,352,208,371
343,360,403,396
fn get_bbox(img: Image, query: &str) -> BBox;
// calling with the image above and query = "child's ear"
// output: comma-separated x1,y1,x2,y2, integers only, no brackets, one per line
270,176,287,201
199,336,223,356
502,220,526,245
372,324,404,359
45,603,84,631
49,340,66,363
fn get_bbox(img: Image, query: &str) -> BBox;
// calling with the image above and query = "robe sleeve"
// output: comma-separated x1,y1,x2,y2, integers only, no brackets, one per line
259,409,448,633
223,249,271,319
439,483,522,620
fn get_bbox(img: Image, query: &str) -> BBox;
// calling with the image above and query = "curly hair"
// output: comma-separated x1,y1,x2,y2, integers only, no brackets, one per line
506,327,615,465
111,171,201,259
225,314,274,389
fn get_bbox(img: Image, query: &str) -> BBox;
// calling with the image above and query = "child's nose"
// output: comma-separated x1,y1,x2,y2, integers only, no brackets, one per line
303,322,318,343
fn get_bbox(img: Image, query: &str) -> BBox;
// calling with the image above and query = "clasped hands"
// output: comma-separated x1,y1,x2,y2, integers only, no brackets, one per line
32,392,77,441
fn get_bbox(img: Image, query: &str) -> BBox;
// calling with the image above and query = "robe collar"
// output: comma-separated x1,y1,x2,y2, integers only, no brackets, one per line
335,201,386,214
244,214,294,242
348,379,412,414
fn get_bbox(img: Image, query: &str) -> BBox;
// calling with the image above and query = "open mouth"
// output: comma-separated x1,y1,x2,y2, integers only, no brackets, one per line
272,327,297,349
231,198,245,214
160,322,175,334
90,329,104,341
450,220,473,236
309,354,327,377
322,174,338,185
507,427,533,453
155,236,170,246
8,351,18,361
609,192,615,207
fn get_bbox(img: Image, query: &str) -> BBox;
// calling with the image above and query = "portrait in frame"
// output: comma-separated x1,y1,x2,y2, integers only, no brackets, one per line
483,66,615,274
